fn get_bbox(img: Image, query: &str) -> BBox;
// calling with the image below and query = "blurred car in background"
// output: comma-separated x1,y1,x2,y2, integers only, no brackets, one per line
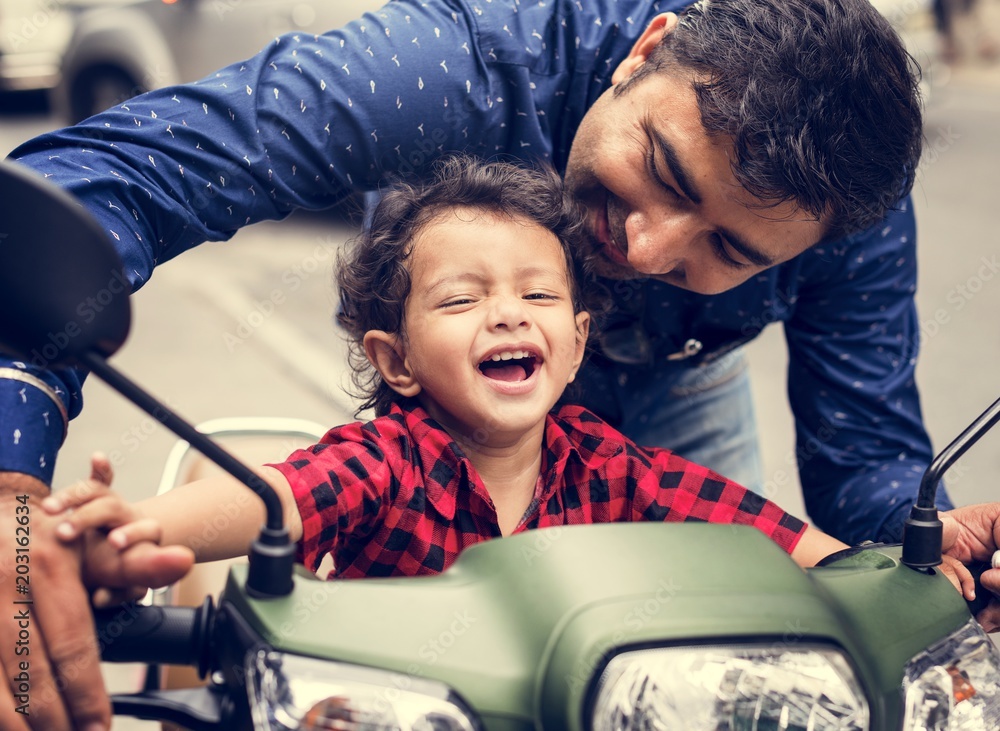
52,0,382,122
0,0,77,92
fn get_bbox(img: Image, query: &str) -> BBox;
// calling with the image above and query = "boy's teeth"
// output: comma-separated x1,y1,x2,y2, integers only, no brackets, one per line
489,350,528,362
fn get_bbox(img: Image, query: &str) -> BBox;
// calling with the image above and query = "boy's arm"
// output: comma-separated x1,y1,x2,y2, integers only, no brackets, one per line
50,464,301,564
131,466,302,562
789,525,849,567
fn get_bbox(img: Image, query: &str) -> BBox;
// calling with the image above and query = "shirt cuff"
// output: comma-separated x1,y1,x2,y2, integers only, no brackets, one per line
0,371,69,485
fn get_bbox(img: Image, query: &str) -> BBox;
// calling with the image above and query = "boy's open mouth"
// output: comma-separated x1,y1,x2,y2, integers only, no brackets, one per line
478,350,540,382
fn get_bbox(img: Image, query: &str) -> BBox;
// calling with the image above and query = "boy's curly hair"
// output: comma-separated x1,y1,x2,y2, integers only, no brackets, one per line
336,154,599,417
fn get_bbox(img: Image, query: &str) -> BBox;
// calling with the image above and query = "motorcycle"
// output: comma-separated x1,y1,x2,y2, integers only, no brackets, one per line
2,157,1000,731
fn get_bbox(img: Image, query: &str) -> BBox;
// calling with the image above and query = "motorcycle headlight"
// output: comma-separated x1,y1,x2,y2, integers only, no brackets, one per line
903,618,1000,730
591,644,869,730
246,650,480,731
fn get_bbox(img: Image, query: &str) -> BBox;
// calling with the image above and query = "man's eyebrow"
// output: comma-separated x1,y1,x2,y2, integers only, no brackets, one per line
718,227,776,268
651,128,702,205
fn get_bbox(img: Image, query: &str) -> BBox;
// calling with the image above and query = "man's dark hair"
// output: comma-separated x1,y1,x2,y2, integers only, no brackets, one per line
336,154,596,417
621,0,923,239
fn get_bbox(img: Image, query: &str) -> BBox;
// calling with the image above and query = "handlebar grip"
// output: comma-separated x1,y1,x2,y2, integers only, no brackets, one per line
94,597,213,670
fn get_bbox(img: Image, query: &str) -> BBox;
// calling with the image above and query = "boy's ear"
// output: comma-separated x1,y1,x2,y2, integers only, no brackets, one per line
567,311,592,384
363,330,422,398
612,13,678,85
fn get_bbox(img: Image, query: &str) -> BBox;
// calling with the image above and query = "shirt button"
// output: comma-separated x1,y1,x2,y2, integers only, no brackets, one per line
666,338,703,361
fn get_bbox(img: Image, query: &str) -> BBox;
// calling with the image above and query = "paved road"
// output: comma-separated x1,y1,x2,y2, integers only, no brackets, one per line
1,4,1000,724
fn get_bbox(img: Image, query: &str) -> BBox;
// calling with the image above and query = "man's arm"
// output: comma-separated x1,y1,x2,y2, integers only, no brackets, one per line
783,198,950,545
0,366,81,484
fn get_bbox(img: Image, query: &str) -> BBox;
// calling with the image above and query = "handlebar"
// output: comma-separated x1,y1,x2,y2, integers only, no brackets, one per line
94,597,214,677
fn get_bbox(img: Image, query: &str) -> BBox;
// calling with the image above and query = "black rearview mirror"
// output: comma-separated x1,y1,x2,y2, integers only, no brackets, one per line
0,159,131,366
0,159,294,598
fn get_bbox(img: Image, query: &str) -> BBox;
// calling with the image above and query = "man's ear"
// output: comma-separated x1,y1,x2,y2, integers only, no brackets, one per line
567,311,592,384
611,13,678,85
363,330,422,398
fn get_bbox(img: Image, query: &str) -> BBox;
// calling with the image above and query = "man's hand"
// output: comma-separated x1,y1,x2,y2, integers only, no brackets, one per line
0,469,194,731
0,471,110,731
940,504,1000,631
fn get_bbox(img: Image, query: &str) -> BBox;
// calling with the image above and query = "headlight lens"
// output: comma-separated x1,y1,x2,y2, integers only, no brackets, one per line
903,618,1000,730
591,644,869,730
246,650,480,731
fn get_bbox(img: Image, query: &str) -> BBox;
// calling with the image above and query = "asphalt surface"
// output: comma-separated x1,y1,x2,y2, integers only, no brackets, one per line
1,3,1000,726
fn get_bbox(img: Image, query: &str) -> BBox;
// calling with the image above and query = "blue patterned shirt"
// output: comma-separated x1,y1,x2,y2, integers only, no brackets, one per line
6,0,949,542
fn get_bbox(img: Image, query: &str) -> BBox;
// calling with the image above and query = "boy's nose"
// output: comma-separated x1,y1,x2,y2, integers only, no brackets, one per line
489,296,530,330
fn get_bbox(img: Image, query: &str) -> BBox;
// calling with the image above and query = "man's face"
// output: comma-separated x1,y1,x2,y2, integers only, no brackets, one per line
564,24,827,295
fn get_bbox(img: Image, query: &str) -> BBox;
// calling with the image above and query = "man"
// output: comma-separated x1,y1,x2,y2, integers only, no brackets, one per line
0,0,979,729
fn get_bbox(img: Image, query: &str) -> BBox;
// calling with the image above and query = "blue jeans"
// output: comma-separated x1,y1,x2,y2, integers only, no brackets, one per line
574,348,765,493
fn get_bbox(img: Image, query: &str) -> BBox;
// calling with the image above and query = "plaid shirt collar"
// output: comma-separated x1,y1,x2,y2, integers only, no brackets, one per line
393,399,623,520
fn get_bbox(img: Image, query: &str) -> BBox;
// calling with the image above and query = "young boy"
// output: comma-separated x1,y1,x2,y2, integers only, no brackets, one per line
42,156,928,584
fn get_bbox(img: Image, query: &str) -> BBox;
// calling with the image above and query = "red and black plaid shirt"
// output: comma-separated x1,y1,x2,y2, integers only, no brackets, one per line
270,401,806,579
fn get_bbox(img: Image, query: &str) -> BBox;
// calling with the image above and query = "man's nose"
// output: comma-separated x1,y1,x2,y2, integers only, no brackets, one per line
489,295,531,330
625,210,695,275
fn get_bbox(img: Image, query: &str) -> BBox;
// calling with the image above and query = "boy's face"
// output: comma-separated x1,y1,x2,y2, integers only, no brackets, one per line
563,14,828,295
368,208,589,446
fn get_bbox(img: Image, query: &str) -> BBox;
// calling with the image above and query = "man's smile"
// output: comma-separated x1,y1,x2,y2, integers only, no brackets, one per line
587,192,631,270
603,193,631,266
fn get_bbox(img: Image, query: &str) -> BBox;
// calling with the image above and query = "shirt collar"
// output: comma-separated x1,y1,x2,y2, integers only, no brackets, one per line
393,400,470,520
535,405,624,503
390,401,623,519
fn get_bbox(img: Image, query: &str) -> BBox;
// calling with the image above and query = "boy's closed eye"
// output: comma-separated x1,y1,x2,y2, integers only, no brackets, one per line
440,297,477,308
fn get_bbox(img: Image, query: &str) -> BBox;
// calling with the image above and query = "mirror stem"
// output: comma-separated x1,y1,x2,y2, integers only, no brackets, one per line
79,351,283,528
78,351,294,597
902,394,1000,569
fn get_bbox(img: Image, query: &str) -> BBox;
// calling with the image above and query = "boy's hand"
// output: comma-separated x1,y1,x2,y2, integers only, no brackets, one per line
42,454,194,605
